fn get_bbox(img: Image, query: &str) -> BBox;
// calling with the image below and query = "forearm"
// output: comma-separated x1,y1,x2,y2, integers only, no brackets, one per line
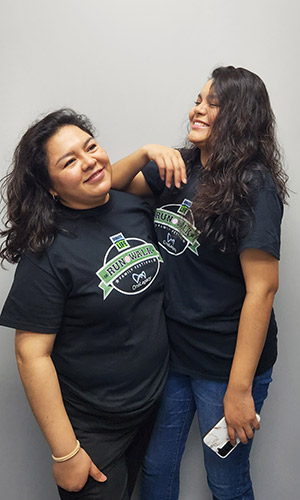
17,355,77,457
112,144,186,193
111,147,149,191
228,289,276,391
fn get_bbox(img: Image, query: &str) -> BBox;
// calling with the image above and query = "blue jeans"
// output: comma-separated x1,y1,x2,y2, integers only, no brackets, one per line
141,369,273,500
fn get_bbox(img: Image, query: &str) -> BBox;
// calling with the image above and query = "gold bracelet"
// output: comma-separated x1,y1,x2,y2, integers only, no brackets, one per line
52,440,81,463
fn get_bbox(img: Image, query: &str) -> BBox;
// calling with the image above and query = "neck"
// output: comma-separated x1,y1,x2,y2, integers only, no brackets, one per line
199,148,208,167
58,192,110,210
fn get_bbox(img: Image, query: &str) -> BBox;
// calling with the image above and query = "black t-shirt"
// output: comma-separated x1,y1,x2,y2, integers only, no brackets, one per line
0,191,168,417
142,160,283,381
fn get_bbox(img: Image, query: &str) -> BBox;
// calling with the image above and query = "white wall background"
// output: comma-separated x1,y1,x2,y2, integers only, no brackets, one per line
0,1,299,499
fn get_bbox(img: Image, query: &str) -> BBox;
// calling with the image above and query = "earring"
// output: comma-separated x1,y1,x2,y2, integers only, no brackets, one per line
52,194,59,202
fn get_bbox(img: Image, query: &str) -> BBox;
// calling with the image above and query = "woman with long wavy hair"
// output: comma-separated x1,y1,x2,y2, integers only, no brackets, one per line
112,66,288,500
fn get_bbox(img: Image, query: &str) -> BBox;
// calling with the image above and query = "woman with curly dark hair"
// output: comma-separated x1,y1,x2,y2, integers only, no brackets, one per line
0,109,171,500
112,66,288,499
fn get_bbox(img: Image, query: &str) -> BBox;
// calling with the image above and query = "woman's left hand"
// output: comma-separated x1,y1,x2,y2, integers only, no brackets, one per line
223,386,260,445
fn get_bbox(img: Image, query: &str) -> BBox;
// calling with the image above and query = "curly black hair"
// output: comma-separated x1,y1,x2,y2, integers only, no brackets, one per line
183,66,288,252
0,108,95,264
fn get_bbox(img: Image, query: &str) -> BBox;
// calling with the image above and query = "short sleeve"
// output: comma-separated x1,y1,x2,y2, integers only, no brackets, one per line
0,254,67,333
238,187,283,259
142,161,165,196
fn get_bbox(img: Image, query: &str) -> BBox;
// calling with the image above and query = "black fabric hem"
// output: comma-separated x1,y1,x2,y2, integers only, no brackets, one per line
238,241,280,260
0,318,58,334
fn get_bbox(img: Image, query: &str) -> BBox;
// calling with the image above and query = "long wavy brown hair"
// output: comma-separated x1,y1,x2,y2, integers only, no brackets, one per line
0,109,95,264
183,66,288,252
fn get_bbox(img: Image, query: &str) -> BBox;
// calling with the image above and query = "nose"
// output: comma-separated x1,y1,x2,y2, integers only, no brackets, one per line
194,101,207,115
82,153,96,171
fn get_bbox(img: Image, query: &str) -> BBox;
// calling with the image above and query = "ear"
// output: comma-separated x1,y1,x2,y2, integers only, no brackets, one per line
49,188,58,197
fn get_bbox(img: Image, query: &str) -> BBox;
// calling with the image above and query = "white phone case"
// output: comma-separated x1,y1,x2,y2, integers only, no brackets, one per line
203,413,261,458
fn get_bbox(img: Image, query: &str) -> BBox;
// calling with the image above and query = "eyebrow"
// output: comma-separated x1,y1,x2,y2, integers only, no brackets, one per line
196,92,218,101
55,136,93,166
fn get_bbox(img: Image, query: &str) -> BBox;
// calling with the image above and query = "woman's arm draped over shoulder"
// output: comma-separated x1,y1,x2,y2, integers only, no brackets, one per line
111,145,186,195
223,249,278,445
15,330,107,491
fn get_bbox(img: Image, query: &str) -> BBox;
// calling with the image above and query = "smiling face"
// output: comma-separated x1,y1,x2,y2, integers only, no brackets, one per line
188,79,219,153
47,125,112,210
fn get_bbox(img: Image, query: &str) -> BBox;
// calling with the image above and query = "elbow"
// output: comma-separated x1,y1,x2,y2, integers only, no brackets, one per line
15,344,26,368
15,348,30,374
246,280,279,303
15,348,51,367
15,346,52,375
265,286,278,305
270,281,279,296
265,275,279,297
15,331,55,368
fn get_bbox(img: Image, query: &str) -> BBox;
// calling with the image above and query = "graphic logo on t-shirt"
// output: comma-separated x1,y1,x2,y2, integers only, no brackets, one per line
96,233,163,299
154,199,200,256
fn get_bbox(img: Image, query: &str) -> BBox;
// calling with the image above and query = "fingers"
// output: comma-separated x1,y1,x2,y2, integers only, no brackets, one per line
237,425,253,444
173,154,187,188
228,425,251,445
227,424,238,446
89,461,107,483
53,449,107,492
145,145,187,188
53,451,90,492
159,157,179,189
227,416,259,446
156,148,187,189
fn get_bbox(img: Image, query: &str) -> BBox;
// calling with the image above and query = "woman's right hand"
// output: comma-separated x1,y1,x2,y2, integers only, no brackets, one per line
141,144,187,188
53,447,107,492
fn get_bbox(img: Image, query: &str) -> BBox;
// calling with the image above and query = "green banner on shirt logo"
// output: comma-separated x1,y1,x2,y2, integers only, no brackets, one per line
96,243,163,299
154,208,200,255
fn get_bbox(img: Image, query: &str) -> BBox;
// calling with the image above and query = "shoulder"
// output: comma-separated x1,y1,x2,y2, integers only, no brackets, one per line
109,190,155,225
238,166,283,259
142,161,164,195
111,189,144,204
179,147,201,174
242,164,278,192
179,147,200,163
110,189,153,212
17,248,55,277
242,165,283,218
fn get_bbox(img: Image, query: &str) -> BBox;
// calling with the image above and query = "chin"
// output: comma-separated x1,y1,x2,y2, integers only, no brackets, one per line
188,134,206,148
102,179,112,194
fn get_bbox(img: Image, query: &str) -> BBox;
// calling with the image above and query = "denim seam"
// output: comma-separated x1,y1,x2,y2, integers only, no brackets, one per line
166,395,195,499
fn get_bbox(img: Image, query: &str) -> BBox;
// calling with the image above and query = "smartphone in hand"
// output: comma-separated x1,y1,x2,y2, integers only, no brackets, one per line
203,413,260,459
